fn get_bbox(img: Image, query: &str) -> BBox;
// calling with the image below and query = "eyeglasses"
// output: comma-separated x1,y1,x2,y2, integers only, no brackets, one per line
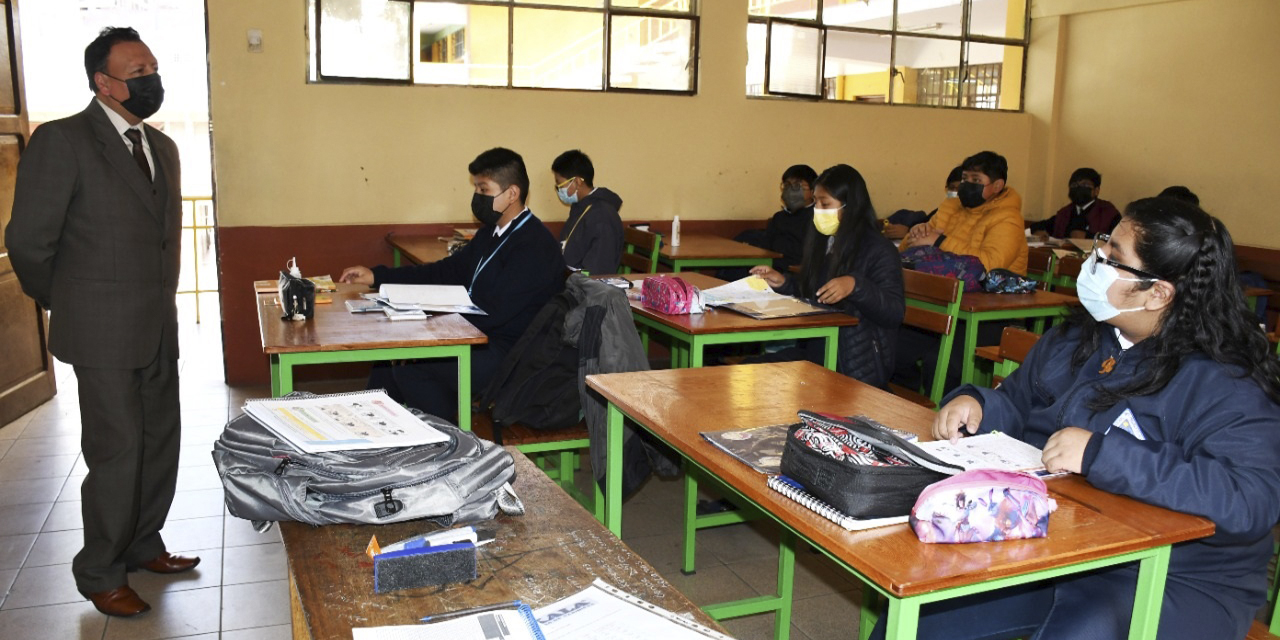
1088,233,1162,281
556,177,575,189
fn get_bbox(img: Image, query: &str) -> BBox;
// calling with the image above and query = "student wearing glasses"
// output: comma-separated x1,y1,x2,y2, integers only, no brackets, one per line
875,197,1280,640
551,149,624,275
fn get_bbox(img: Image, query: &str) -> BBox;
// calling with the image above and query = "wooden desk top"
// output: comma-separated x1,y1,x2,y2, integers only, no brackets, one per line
257,284,487,354
958,289,1078,313
586,362,1214,597
386,233,451,265
618,272,859,335
661,233,781,261
282,450,723,640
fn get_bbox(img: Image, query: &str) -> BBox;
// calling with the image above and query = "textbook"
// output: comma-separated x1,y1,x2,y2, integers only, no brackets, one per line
242,390,448,454
701,276,836,319
768,475,908,531
915,432,1061,477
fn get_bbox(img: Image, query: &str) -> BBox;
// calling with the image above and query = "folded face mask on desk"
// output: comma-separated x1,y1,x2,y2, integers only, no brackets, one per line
909,469,1057,544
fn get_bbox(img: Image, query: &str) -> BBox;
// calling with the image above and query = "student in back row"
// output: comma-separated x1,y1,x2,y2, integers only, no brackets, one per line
750,165,904,388
1029,167,1121,240
899,150,1027,274
730,164,818,277
551,149,624,274
340,147,565,419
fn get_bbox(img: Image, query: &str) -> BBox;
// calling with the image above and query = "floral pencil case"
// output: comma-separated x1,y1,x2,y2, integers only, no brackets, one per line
909,469,1058,544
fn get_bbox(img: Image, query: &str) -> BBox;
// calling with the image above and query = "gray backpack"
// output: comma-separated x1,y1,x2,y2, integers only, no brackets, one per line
212,403,523,532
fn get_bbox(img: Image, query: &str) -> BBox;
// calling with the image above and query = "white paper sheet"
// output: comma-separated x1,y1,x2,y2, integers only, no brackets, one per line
378,284,487,315
242,390,448,454
353,610,539,640
534,579,732,640
916,432,1061,477
700,276,784,306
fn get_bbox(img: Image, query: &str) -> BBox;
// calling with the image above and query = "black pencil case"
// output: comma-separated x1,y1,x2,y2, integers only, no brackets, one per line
780,411,963,519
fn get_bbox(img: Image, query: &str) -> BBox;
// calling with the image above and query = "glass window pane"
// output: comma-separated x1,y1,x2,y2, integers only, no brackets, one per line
892,35,961,106
746,21,766,96
749,0,817,21
319,0,411,80
610,16,694,91
767,21,822,96
514,0,603,7
963,42,1020,110
821,0,897,32
512,8,603,89
824,29,891,103
969,0,1027,40
611,0,692,11
889,0,963,37
413,3,508,86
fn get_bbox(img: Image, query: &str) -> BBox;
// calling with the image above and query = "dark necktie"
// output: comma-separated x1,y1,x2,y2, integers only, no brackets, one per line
123,128,152,182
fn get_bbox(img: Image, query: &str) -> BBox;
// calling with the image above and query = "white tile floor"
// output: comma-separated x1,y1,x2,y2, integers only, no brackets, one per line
0,301,866,639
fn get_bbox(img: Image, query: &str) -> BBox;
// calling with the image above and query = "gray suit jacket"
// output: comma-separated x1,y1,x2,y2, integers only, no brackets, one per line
6,100,182,369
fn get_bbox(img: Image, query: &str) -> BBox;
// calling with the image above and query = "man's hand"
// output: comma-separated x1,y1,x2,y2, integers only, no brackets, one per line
1042,427,1093,474
816,276,856,305
339,266,374,286
933,395,983,444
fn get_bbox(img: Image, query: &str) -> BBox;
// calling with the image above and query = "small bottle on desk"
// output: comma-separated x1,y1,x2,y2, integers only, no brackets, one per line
671,215,681,247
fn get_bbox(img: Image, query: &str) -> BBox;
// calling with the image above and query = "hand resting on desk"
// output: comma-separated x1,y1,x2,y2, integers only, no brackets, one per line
340,266,375,286
936,396,1089,474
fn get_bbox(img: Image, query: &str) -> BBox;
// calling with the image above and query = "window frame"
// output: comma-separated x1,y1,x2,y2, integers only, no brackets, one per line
311,0,700,96
748,0,1030,112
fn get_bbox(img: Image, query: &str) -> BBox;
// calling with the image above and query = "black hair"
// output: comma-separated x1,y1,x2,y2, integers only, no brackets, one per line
961,151,1008,182
781,164,818,188
469,147,530,204
945,166,963,187
84,27,141,94
1157,185,1199,206
1066,197,1280,410
551,149,595,188
796,164,877,298
1069,167,1102,187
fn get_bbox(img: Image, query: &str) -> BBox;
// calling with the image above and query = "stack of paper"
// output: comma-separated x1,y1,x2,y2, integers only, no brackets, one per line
701,276,834,320
378,284,488,315
242,391,448,454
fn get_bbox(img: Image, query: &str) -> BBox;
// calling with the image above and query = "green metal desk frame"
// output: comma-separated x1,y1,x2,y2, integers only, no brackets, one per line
392,248,405,267
604,403,1175,640
956,305,1070,386
268,344,474,432
659,256,774,273
631,314,841,370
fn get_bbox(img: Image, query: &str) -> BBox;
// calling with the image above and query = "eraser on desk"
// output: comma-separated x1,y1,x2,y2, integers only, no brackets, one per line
373,542,477,593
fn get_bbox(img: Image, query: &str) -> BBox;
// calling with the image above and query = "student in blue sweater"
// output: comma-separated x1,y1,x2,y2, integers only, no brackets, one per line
340,148,566,419
874,197,1280,640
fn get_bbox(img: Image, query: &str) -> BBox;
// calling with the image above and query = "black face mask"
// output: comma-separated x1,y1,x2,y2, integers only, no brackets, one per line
1068,186,1094,207
957,182,987,209
781,185,807,213
471,192,502,226
107,72,164,120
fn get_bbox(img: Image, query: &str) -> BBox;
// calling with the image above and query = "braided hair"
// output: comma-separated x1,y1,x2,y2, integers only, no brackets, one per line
796,164,877,299
1068,197,1280,410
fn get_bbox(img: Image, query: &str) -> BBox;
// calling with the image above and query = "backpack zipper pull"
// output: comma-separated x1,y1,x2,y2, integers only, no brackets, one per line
274,458,291,475
375,487,403,518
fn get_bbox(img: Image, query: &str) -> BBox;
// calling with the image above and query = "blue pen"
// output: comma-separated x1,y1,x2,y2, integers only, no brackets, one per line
420,599,522,623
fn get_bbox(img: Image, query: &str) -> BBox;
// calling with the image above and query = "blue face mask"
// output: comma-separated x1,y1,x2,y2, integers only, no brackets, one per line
557,185,578,205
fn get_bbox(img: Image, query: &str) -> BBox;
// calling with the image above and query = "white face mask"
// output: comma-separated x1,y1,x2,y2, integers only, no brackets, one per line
1076,251,1150,321
946,190,958,199
813,207,841,235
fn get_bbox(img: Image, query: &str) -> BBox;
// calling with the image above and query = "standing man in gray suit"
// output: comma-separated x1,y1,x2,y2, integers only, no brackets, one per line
5,27,198,618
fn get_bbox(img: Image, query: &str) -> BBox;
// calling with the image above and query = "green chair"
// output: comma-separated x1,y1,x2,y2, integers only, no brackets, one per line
621,227,662,274
888,269,964,409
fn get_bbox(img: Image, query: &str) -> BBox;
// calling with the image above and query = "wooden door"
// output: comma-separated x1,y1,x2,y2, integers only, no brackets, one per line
0,0,54,427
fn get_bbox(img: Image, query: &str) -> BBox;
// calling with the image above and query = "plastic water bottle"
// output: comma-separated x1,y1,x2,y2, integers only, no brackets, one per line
671,216,681,247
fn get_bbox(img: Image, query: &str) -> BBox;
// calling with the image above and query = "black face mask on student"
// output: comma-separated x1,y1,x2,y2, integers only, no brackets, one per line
1069,186,1094,207
957,182,987,209
471,192,502,226
781,185,808,212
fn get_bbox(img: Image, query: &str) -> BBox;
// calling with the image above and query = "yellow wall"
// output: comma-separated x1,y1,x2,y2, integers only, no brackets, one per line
206,0,1033,229
1026,0,1280,245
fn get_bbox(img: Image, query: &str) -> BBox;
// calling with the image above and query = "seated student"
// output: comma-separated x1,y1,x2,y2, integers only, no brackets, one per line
732,164,818,275
340,148,566,419
1159,184,1200,205
899,150,1028,274
551,149,624,275
1029,167,1121,240
881,166,963,240
874,199,1280,640
748,165,904,388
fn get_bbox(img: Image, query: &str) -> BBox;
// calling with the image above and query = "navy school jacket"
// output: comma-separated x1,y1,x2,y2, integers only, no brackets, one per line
371,210,566,351
956,323,1280,638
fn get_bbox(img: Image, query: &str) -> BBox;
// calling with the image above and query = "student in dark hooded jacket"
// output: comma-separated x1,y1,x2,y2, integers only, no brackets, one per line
552,150,624,275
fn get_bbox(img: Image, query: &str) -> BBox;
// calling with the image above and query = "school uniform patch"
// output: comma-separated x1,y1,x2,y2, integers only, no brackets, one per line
1109,408,1146,441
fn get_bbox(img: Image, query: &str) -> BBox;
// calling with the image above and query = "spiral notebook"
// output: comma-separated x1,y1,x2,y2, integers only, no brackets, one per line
767,475,908,531
353,603,544,640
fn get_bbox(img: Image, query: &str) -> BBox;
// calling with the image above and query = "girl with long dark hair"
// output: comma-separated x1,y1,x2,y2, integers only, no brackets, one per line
879,197,1280,639
750,164,904,387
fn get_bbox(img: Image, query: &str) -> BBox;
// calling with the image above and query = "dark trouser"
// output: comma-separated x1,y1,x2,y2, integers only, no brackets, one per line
72,355,181,595
367,344,506,420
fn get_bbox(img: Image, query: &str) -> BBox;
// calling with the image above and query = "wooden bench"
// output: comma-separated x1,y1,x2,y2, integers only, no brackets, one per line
469,411,597,518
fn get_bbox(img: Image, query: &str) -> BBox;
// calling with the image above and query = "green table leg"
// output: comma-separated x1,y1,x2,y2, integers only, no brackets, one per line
689,337,705,368
682,470,699,573
392,247,403,268
883,594,922,640
774,530,797,640
456,347,472,432
270,355,288,396
961,315,981,386
605,403,624,537
1128,545,1170,639
859,590,881,640
823,333,839,370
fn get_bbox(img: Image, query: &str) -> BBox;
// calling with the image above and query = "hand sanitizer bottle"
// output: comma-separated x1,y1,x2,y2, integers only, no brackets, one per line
671,216,681,248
